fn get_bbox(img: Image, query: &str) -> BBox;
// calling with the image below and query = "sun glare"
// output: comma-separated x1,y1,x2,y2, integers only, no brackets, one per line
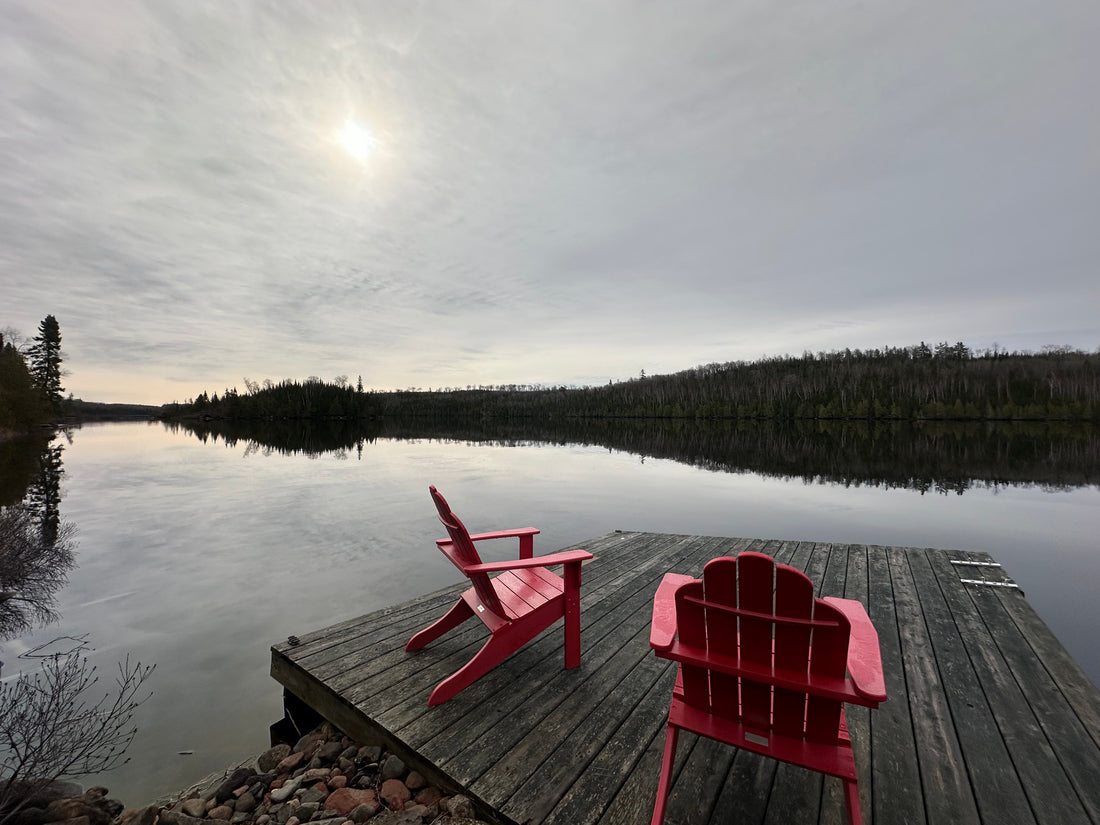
337,118,375,164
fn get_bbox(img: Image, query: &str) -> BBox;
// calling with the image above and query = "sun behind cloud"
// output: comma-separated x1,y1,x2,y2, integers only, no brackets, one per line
336,117,375,164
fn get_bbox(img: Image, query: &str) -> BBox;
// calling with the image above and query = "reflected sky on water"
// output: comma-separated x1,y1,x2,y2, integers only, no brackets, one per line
3,421,1097,805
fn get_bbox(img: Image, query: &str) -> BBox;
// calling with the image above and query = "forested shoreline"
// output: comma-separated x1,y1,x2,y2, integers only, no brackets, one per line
164,344,1100,423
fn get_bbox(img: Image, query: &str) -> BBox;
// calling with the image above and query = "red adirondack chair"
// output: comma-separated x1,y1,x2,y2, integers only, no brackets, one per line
649,552,886,825
405,486,593,706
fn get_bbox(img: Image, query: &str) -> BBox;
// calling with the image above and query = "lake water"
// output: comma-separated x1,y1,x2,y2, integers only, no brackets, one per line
3,420,1098,806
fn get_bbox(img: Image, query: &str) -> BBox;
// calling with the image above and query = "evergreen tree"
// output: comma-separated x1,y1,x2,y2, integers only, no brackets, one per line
28,315,64,407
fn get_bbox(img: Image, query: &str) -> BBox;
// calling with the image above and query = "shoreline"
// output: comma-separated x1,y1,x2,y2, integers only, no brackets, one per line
6,724,489,825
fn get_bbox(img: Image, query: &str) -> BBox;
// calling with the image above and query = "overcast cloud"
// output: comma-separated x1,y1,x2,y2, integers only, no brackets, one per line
2,0,1098,404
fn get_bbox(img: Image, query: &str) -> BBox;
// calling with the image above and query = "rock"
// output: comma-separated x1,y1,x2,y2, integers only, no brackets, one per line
181,798,207,818
159,811,206,825
258,744,292,773
404,772,426,791
357,746,382,763
255,816,271,825
276,752,307,775
379,756,405,781
327,776,347,791
294,733,325,756
379,780,410,812
321,788,377,817
442,795,474,819
285,817,300,825
46,799,108,825
339,747,358,762
208,805,233,820
296,802,320,821
297,788,326,806
230,815,250,825
215,770,256,804
300,769,330,783
119,805,159,825
413,787,441,807
270,778,302,803
316,742,344,763
235,792,257,814
347,802,379,824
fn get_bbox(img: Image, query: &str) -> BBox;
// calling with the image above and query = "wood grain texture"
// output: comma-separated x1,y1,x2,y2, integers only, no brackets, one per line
269,532,1100,825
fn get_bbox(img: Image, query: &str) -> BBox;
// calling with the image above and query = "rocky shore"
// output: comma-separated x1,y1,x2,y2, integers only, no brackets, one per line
5,724,490,825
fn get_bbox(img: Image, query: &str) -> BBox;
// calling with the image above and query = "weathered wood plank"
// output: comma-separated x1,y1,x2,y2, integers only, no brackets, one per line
405,535,732,764
542,665,678,825
907,549,1036,824
962,559,1100,823
887,546,980,823
930,550,1090,825
270,532,1100,825
866,545,925,825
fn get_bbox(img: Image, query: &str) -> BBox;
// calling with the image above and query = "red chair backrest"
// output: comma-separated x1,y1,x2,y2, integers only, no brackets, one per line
429,486,505,618
675,552,851,744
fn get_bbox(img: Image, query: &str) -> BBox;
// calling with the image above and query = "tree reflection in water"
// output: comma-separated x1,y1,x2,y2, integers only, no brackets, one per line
0,437,76,645
165,417,1099,495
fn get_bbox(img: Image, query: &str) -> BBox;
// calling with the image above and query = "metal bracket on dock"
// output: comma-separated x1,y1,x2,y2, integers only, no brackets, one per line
950,560,1002,567
959,578,1020,589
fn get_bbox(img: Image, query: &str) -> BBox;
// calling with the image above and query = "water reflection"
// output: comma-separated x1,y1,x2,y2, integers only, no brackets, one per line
165,417,1100,494
0,435,76,645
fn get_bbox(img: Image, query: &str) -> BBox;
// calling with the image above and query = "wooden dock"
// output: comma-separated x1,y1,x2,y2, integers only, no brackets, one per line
270,532,1100,825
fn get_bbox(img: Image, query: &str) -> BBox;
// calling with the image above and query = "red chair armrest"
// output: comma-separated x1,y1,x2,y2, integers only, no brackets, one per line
462,549,592,575
435,528,540,548
467,527,540,542
650,573,697,651
823,596,887,704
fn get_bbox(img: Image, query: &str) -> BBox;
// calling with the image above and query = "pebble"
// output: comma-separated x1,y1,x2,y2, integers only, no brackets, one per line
1,724,492,825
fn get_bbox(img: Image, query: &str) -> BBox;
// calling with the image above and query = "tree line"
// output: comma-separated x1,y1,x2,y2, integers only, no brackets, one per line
166,343,1100,423
0,315,65,432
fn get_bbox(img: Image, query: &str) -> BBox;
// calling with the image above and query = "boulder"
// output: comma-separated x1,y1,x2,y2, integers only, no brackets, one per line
442,795,474,819
321,788,376,817
275,752,306,775
347,802,380,824
379,756,405,782
180,798,206,818
214,770,256,804
379,780,409,812
258,745,292,773
158,811,206,825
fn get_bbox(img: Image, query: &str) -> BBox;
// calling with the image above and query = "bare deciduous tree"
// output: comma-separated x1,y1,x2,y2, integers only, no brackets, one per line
0,637,154,824
0,506,74,641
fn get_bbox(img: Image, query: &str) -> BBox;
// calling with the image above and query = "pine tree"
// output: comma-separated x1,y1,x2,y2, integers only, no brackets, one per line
29,315,64,407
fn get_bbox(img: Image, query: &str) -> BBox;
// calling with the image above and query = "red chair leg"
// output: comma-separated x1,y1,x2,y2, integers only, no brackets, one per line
650,722,679,825
563,561,583,668
843,779,863,825
406,599,474,652
427,632,517,706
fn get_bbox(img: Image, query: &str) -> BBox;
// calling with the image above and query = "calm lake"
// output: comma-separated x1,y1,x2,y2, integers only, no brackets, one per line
3,419,1098,806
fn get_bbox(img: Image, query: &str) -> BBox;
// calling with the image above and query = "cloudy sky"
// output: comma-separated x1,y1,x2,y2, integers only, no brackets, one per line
2,1,1097,404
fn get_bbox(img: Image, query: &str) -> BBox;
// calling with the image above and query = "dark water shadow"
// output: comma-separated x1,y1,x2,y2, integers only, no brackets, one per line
163,417,1099,495
0,434,76,643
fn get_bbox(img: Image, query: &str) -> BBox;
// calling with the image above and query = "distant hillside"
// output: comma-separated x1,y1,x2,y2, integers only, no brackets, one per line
162,343,1100,423
64,399,161,421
